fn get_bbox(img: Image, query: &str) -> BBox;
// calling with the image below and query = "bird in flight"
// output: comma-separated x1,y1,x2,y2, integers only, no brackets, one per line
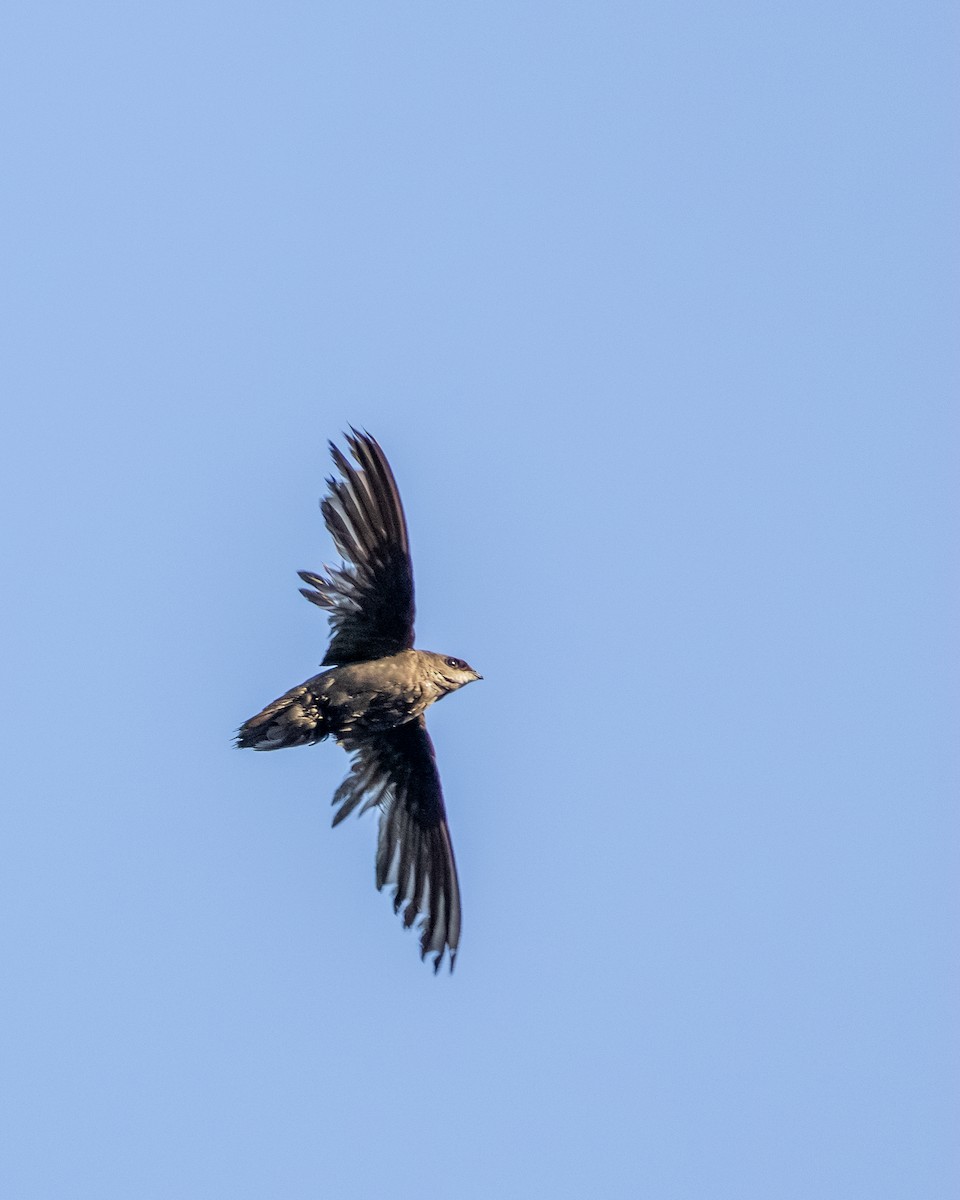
236,430,480,972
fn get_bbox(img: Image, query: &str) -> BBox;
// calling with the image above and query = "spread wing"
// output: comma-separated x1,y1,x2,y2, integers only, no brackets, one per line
298,430,415,665
332,717,461,972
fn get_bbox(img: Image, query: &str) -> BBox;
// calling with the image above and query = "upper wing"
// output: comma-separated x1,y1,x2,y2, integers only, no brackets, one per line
298,430,415,665
332,717,461,973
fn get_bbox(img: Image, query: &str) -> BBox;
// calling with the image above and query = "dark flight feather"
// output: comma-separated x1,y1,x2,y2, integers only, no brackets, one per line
338,718,461,972
297,430,416,665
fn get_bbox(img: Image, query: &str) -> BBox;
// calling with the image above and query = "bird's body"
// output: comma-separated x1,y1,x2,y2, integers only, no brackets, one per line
236,432,479,972
237,649,479,747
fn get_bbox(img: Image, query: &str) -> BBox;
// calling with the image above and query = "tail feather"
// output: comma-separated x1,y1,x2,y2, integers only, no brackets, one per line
236,682,329,751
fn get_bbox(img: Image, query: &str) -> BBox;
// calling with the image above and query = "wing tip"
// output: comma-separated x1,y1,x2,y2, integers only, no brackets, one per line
422,942,457,974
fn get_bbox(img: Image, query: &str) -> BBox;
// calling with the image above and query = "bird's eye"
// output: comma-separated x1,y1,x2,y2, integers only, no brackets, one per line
445,657,464,670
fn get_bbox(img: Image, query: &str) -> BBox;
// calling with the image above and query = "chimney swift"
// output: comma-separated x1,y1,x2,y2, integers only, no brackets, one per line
237,431,480,972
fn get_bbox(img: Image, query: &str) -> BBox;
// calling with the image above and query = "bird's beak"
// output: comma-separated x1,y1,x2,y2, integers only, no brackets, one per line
472,670,483,681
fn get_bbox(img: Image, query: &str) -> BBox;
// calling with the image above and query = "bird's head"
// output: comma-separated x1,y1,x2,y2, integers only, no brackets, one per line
421,651,483,694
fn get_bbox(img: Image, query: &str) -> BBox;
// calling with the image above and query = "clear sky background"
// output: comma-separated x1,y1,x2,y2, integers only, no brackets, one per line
1,4,956,1198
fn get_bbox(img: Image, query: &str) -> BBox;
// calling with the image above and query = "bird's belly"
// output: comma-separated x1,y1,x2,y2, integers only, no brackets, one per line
359,698,418,730
324,689,426,738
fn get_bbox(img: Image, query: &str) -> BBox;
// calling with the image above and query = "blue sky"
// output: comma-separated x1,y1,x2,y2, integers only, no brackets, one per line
1,3,956,1197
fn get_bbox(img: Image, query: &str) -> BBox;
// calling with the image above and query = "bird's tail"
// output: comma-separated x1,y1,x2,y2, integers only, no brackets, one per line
235,682,330,751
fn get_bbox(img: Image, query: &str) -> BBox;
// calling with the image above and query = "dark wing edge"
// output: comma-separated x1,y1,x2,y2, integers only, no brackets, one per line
298,429,416,665
332,718,461,973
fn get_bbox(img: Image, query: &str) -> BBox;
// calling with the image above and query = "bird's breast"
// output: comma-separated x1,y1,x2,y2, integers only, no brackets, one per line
315,653,434,737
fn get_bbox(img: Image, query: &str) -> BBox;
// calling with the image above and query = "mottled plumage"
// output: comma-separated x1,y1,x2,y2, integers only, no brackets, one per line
236,431,479,972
